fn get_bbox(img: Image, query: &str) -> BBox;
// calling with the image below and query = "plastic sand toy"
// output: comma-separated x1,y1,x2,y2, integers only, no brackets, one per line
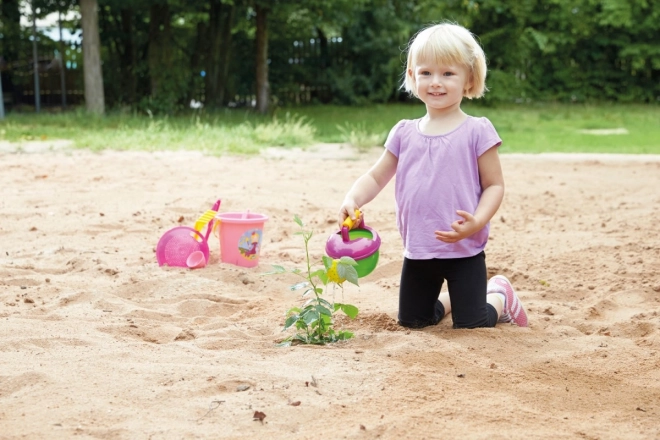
156,200,221,268
325,210,380,278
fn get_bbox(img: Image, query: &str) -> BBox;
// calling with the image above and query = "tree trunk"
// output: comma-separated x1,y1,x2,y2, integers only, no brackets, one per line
191,20,206,101
148,3,172,99
32,1,40,113
0,69,4,118
1,0,21,107
255,4,269,114
206,0,235,108
80,0,105,115
58,11,67,109
217,4,235,106
0,0,20,60
120,8,137,105
205,0,223,107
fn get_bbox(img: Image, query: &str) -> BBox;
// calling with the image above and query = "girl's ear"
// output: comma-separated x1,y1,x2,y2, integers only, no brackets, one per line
464,75,474,96
407,68,415,86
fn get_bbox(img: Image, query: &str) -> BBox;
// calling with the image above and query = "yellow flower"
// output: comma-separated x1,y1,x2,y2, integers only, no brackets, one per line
327,259,346,285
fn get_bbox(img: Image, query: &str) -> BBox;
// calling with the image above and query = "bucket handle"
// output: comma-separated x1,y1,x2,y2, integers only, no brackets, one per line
206,199,221,241
341,211,366,242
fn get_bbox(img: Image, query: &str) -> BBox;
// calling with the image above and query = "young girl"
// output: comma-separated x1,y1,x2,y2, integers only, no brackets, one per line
338,22,528,329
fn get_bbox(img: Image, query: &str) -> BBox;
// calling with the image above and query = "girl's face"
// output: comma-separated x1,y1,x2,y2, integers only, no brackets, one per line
410,62,471,114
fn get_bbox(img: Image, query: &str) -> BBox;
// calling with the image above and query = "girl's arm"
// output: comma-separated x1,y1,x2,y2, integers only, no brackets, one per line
474,146,505,224
339,149,398,226
435,146,504,243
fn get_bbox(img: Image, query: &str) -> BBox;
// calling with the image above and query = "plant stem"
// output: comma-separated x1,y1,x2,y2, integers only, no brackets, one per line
301,229,324,341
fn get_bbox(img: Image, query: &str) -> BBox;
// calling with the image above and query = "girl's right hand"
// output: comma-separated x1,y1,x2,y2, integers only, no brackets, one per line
338,202,362,229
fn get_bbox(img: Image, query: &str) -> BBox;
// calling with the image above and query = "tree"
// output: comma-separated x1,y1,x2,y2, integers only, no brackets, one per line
147,1,171,99
80,0,105,114
18,0,658,112
34,0,79,109
142,0,196,113
205,0,235,108
1,0,22,108
254,1,269,113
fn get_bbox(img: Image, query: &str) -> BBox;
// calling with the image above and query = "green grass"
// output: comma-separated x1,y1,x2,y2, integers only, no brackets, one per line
281,102,660,154
2,103,659,154
470,103,660,154
0,110,315,154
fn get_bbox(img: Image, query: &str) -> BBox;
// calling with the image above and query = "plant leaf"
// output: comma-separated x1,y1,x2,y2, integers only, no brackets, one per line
318,298,334,309
294,215,303,227
293,334,308,344
285,307,302,315
283,315,298,330
315,304,333,317
339,303,359,319
336,330,354,340
339,256,358,266
262,264,286,275
322,255,333,270
342,265,359,286
309,269,325,280
302,310,320,326
337,264,356,282
290,281,309,291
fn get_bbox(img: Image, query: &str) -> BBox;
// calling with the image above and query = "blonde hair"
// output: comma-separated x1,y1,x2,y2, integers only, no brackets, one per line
403,23,488,99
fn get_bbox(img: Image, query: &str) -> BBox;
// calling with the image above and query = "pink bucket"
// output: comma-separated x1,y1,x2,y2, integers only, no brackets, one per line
216,211,268,267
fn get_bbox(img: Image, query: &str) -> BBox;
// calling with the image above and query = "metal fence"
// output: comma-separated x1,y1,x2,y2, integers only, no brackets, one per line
2,54,84,110
5,36,350,110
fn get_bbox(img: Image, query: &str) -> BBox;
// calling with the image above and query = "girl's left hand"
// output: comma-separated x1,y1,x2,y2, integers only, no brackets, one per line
434,210,481,243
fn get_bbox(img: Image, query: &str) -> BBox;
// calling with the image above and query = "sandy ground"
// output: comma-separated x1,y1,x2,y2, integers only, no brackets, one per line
1,143,659,439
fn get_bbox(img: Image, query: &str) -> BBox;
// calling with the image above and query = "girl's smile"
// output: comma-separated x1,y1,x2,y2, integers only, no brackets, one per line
411,63,470,113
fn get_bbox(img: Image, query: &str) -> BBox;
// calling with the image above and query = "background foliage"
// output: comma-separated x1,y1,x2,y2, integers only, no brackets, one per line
2,0,659,114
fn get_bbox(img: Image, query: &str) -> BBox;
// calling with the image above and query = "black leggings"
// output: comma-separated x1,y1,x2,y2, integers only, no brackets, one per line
398,252,498,329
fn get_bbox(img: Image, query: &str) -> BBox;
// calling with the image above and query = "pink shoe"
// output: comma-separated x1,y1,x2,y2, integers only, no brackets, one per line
487,275,528,327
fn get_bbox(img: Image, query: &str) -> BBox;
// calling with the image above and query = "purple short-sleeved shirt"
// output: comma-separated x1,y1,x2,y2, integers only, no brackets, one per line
385,116,502,259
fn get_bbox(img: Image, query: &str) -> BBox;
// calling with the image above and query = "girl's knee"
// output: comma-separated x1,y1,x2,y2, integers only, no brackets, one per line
398,317,439,329
452,317,493,329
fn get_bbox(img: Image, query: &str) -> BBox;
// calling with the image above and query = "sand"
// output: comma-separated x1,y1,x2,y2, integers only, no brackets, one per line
1,144,659,439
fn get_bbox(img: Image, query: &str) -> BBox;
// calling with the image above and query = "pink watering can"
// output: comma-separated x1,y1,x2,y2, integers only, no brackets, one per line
325,209,380,278
156,200,221,269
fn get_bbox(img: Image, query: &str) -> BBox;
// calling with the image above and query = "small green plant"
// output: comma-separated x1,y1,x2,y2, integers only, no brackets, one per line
267,215,360,346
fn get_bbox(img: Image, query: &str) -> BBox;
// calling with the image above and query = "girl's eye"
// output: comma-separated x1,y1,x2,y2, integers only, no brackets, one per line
443,72,454,76
420,71,431,76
